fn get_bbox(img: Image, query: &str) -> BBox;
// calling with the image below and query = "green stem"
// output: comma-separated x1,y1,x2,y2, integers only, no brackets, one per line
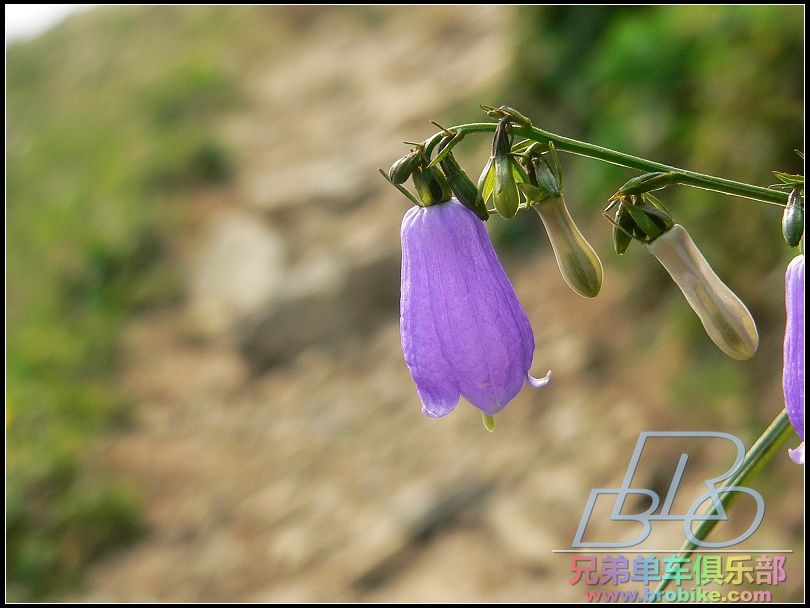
654,409,794,597
422,123,788,207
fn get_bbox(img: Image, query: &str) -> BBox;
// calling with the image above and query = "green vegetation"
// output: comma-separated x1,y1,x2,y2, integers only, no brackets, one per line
6,7,245,599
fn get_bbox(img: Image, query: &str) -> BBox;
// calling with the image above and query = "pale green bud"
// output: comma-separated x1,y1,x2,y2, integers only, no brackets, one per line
533,196,603,298
646,224,758,360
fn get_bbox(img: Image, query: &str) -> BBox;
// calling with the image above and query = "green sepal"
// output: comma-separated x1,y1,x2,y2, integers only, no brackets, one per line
478,157,495,205
625,203,667,242
438,141,488,221
618,171,682,196
517,182,550,204
428,132,464,169
529,156,562,199
612,204,634,255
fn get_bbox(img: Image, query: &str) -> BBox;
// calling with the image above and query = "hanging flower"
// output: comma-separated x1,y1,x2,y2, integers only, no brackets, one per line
783,254,804,464
400,198,550,421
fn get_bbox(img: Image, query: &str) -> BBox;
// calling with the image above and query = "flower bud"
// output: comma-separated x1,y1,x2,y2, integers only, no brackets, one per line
646,224,758,360
782,187,804,248
492,118,520,219
389,151,421,185
533,196,603,298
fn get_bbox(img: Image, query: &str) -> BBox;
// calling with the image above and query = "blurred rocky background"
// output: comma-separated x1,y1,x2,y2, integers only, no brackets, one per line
6,5,804,601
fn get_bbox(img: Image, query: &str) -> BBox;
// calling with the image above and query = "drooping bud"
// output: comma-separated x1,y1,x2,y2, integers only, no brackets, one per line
492,118,520,219
646,224,759,360
782,187,804,248
437,135,488,221
389,150,421,185
516,143,601,298
533,197,603,298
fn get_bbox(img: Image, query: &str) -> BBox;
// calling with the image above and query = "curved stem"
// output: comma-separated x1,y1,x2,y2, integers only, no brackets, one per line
423,123,788,207
654,409,794,597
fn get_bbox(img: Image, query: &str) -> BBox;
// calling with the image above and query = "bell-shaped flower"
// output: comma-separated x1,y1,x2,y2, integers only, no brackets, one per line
783,254,804,464
400,198,550,419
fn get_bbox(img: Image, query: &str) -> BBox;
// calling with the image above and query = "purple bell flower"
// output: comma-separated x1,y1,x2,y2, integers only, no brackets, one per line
400,198,550,419
783,254,804,464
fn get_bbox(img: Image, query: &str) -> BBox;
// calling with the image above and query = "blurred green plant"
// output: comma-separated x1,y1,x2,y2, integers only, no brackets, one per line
6,7,241,599
497,5,802,255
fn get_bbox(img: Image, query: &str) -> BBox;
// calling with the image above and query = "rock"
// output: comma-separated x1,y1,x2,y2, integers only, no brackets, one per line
189,210,287,334
235,251,399,370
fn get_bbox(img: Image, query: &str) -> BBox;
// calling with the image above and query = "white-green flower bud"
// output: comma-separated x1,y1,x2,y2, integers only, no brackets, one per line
533,196,603,298
646,224,758,360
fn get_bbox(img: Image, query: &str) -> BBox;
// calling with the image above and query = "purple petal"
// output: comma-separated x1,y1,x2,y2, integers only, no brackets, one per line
400,206,460,418
400,199,545,417
783,255,804,453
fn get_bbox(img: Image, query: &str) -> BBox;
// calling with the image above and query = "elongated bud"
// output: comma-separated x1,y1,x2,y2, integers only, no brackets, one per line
492,118,520,219
782,187,804,248
437,138,488,221
534,197,603,298
646,224,758,360
389,151,421,185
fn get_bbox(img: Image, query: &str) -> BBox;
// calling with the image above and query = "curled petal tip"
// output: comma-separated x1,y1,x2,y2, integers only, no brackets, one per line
416,381,460,419
421,402,456,419
528,370,552,389
788,442,804,465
